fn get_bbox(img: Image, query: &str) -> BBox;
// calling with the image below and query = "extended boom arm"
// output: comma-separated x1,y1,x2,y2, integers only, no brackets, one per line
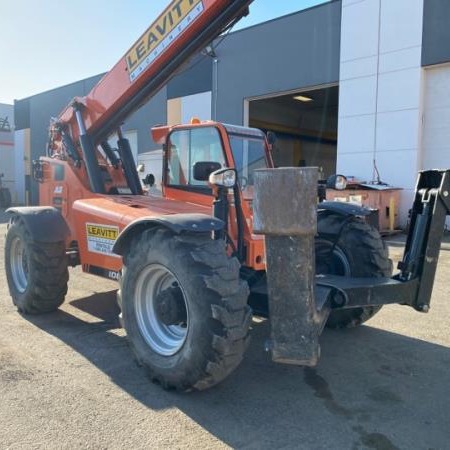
56,0,253,145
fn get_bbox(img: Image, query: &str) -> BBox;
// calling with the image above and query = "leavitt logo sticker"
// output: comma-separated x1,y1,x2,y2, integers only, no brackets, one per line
126,0,204,82
86,223,120,257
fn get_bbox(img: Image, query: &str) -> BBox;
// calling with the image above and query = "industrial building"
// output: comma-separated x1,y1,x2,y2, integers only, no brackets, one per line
10,0,450,227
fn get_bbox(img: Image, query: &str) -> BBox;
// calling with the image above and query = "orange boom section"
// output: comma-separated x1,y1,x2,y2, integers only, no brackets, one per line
58,0,252,143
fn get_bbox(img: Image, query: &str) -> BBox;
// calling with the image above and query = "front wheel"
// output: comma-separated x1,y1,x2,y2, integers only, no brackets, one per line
316,213,392,328
119,228,251,391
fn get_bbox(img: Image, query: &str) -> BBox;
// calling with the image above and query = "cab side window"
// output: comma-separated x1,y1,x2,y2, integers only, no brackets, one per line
167,127,226,188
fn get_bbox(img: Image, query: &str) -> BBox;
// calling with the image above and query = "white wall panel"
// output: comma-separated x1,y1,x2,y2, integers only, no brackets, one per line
372,149,418,188
340,0,380,62
181,91,212,123
337,0,425,227
376,110,421,152
377,68,422,113
338,115,376,154
422,64,450,228
340,56,378,81
379,46,422,73
336,151,374,182
342,0,366,6
422,65,450,171
380,0,424,53
167,91,212,126
339,76,377,117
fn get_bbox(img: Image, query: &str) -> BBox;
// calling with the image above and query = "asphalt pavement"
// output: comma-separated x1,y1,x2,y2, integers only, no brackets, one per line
1,209,450,449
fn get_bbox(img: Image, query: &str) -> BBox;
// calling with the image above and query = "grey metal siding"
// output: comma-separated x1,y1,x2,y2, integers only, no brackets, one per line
422,0,450,66
123,88,167,153
167,55,212,99
216,1,341,124
14,99,30,131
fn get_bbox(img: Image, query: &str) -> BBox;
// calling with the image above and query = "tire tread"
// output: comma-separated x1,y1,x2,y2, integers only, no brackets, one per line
317,213,392,328
121,228,251,392
5,219,68,314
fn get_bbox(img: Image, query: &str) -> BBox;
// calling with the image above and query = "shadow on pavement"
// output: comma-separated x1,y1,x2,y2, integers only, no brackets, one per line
24,289,450,449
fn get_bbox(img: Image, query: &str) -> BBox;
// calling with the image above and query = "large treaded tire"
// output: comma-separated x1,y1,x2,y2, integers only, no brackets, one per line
119,228,251,391
316,213,392,328
5,219,68,314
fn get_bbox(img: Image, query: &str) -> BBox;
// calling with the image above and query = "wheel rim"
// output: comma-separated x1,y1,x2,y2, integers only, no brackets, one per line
10,236,28,293
134,264,188,356
316,240,351,276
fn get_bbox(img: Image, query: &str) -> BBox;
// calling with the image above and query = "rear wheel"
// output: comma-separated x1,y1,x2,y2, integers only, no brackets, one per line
316,213,392,328
119,228,251,391
5,219,68,314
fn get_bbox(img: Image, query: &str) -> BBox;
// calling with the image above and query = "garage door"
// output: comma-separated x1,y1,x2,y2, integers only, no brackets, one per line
422,64,450,228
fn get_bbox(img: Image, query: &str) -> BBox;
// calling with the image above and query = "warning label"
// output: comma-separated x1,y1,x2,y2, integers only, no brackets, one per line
86,223,120,257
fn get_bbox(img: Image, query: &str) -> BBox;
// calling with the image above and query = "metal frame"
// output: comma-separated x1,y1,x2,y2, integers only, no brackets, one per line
319,170,450,312
253,168,450,366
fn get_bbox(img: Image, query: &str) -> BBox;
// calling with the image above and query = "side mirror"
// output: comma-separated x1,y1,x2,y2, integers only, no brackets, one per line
193,161,222,181
209,168,237,188
142,173,155,187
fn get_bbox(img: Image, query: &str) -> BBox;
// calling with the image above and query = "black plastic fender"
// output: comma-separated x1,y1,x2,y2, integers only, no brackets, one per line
318,201,372,217
113,213,224,256
6,206,70,242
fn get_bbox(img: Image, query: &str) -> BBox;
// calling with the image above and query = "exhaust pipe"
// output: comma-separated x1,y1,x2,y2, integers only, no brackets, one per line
253,167,329,365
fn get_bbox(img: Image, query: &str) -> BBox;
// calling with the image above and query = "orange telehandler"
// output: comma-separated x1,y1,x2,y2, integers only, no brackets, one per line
4,0,450,391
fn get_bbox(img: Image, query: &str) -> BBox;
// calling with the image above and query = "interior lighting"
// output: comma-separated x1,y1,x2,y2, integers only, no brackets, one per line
293,95,313,102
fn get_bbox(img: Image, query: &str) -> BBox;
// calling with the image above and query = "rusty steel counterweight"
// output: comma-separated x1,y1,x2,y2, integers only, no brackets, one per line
253,167,328,365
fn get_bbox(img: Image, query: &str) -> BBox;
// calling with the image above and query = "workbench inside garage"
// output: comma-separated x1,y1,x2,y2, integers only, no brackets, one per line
326,184,402,233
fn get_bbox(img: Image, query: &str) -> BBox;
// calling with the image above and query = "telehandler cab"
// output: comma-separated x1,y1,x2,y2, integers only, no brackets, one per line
4,0,450,391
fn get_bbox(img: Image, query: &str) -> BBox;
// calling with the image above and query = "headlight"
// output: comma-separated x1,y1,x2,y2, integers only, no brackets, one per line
326,174,347,190
209,168,237,188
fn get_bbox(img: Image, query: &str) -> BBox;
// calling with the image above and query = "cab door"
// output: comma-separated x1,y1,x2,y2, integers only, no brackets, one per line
163,126,227,207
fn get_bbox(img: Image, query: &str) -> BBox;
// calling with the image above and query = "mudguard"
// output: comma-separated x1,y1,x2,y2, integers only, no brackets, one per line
113,213,224,256
318,201,372,217
6,206,70,242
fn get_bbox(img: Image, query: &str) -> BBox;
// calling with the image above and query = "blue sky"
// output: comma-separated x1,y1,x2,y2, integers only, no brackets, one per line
0,0,328,104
